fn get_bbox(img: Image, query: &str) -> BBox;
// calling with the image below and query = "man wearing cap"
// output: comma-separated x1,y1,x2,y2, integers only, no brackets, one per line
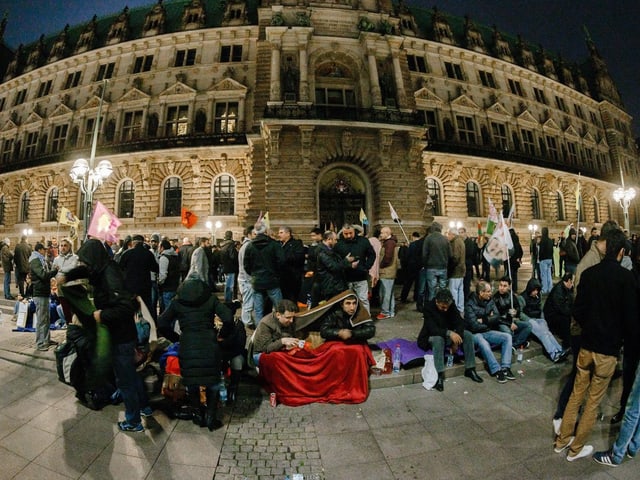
120,234,159,320
29,243,58,350
1,238,14,299
418,288,483,391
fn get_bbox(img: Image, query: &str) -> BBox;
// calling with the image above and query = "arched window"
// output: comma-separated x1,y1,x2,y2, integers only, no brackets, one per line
163,177,182,217
593,198,600,224
19,191,30,223
556,191,565,221
0,194,5,225
118,180,135,218
46,187,59,222
531,188,541,219
466,181,481,217
501,184,513,217
212,174,235,215
426,178,442,216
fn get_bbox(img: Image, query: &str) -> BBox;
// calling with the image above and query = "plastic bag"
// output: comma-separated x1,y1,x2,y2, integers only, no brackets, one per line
421,354,438,390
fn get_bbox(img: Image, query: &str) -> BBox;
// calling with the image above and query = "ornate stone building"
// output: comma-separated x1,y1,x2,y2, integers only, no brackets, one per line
0,0,637,243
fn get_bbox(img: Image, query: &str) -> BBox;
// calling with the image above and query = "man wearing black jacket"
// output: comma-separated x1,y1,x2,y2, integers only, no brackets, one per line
555,229,638,461
418,288,483,391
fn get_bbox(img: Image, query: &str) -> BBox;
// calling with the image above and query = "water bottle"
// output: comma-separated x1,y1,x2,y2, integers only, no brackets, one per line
517,345,524,363
392,344,401,373
306,293,312,310
446,350,454,368
219,374,228,403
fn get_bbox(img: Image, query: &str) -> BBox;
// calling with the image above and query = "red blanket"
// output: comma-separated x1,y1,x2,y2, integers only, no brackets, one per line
258,342,375,406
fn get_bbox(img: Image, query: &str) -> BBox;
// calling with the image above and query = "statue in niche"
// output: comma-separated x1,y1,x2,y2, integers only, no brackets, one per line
282,59,299,95
379,69,395,104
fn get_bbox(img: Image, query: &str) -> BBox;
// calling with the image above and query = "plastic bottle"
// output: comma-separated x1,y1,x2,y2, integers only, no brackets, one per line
517,345,524,363
306,293,312,310
392,344,401,373
219,374,228,403
446,349,454,368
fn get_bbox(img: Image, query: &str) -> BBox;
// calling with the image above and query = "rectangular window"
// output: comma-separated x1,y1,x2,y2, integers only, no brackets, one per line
590,111,600,127
508,79,524,96
574,104,585,119
24,131,38,158
491,122,508,149
420,110,438,141
219,45,242,63
584,148,594,170
174,48,197,67
52,124,69,153
533,87,547,104
555,96,567,112
84,118,96,147
521,129,536,155
96,62,115,81
122,110,144,141
546,135,559,161
456,115,475,144
165,105,189,136
444,61,464,80
14,89,27,106
37,80,53,98
214,102,239,134
567,142,578,165
1,139,13,163
64,71,82,89
407,54,427,73
479,70,496,88
133,55,154,73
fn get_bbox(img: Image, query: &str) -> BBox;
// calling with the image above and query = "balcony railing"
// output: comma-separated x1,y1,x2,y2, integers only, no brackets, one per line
0,133,248,173
263,104,424,127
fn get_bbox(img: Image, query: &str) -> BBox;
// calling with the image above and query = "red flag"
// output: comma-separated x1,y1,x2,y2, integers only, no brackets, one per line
87,201,121,242
181,208,198,229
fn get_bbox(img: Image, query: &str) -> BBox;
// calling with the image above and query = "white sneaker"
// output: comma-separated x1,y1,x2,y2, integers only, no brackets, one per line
553,418,562,436
554,436,574,453
567,445,593,462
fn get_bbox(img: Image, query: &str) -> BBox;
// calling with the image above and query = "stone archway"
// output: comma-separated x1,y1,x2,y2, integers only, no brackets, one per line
317,163,369,232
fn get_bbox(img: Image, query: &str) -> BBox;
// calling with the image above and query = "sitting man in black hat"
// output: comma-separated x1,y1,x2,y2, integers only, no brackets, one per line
418,288,484,391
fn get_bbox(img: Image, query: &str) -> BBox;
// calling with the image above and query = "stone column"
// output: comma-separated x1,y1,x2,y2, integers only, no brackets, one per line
270,41,282,102
367,47,382,106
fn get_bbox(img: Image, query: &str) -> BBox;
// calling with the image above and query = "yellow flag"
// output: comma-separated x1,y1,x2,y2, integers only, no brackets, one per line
58,207,79,227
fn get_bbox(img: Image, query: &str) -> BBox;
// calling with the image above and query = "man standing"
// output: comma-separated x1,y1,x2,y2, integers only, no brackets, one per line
158,239,180,313
377,226,398,320
29,243,57,351
220,231,239,303
14,235,32,297
399,232,423,304
149,233,161,316
446,227,465,315
178,237,195,283
315,231,352,302
278,226,305,302
1,238,14,299
460,228,477,300
334,224,376,314
422,222,452,305
538,227,555,294
188,237,210,285
418,288,483,391
555,229,637,461
120,234,159,320
52,238,79,274
237,226,256,327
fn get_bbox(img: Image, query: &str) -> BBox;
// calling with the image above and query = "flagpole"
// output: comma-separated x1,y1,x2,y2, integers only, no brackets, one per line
388,201,410,244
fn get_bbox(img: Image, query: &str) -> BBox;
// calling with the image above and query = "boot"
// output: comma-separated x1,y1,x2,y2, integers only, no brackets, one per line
227,370,241,406
435,372,444,392
189,392,206,427
205,389,223,431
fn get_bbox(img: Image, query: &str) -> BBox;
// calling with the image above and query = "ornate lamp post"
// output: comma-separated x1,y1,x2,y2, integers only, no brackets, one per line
612,165,636,232
69,81,112,240
527,224,538,239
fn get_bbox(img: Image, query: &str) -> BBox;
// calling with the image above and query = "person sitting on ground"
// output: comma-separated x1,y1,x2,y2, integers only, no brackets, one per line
543,273,574,350
252,299,299,364
319,292,375,343
464,280,515,383
418,288,483,391
519,277,570,363
492,276,532,349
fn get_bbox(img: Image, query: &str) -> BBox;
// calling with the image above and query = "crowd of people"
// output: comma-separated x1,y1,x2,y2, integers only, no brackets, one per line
1,216,639,465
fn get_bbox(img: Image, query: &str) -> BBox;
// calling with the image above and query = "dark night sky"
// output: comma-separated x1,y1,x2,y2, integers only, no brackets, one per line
1,0,638,136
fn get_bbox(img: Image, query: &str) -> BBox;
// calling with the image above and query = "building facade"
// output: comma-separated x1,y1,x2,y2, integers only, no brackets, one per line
0,0,637,244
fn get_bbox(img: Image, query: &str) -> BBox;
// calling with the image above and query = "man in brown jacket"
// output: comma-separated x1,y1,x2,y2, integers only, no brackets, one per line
447,227,466,315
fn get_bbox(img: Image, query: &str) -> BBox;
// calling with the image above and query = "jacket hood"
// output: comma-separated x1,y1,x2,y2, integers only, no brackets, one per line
161,247,178,257
28,251,44,263
176,275,211,306
251,233,273,249
77,239,110,276
525,277,542,295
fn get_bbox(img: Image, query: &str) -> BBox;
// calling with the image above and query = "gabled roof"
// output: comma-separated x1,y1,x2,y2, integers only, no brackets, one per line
158,81,197,97
451,93,479,110
414,87,444,104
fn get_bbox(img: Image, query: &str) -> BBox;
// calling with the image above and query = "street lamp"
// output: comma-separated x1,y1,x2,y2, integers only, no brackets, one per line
205,220,223,245
528,224,538,238
612,165,636,232
448,220,463,230
22,228,33,237
69,80,112,240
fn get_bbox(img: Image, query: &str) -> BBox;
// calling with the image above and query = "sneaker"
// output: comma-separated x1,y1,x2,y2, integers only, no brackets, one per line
494,370,507,383
48,340,59,346
553,349,571,363
627,450,636,459
36,345,49,351
376,313,391,320
554,436,574,453
552,417,562,436
567,444,593,462
140,406,154,417
502,367,516,380
520,341,530,350
592,450,619,467
117,421,144,432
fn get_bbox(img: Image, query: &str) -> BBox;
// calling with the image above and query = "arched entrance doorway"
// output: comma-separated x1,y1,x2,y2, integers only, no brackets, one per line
318,165,368,232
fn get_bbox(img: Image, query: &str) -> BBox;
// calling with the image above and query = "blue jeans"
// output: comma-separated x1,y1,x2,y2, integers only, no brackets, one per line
112,341,148,425
379,278,395,316
448,277,464,315
160,291,175,314
253,287,283,324
498,320,532,348
473,330,512,375
539,259,553,293
527,317,562,358
3,271,12,298
612,362,640,463
425,268,448,301
239,278,255,325
347,280,370,314
224,273,236,303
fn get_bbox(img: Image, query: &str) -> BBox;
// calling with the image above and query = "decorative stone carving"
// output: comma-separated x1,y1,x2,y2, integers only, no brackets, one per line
299,126,314,165
379,130,394,168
